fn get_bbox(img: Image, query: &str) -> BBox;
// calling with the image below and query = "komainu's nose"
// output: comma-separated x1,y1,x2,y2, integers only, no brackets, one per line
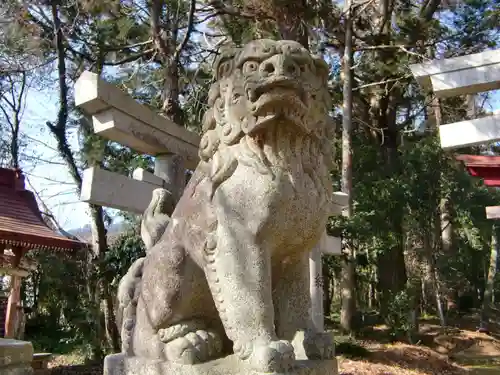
259,54,300,77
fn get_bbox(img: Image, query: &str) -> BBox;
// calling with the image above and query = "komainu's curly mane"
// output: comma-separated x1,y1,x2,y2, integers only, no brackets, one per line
198,40,335,193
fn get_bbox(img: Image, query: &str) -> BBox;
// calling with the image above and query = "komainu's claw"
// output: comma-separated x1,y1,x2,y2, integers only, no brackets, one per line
304,331,336,360
245,340,296,373
163,326,223,365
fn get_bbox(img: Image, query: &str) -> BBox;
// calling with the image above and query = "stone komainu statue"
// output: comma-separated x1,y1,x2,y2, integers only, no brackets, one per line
117,39,336,374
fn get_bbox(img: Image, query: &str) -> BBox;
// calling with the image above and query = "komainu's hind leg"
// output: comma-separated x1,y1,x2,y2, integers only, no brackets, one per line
134,240,224,364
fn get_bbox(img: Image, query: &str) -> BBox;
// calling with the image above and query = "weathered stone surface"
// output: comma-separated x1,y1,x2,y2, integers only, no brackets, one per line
115,39,337,375
438,112,500,150
104,353,337,375
486,206,500,219
429,62,500,98
0,339,33,375
92,108,199,169
0,365,33,375
74,71,200,168
81,167,163,214
0,339,33,367
410,49,500,95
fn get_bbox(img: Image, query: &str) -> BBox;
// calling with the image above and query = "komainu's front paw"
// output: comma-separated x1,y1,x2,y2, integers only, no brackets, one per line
245,340,295,373
163,328,223,365
303,331,335,360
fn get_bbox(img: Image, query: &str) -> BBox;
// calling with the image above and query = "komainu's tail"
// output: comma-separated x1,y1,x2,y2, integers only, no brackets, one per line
117,187,174,354
141,188,174,250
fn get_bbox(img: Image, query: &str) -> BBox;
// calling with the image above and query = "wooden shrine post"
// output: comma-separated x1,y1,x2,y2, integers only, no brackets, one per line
75,71,346,331
4,247,23,338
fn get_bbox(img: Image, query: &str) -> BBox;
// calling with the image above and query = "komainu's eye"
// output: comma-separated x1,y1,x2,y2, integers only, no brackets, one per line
243,60,259,74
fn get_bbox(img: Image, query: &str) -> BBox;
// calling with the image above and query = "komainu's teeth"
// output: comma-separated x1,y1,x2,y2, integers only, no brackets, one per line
257,114,275,124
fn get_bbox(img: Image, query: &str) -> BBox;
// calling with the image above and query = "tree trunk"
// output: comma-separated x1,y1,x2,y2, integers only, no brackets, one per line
103,282,120,351
479,224,498,332
377,127,407,317
440,197,457,312
89,205,120,352
48,2,120,356
373,95,407,316
422,230,446,326
340,0,356,333
405,236,422,342
2,71,26,169
377,232,407,317
427,86,450,323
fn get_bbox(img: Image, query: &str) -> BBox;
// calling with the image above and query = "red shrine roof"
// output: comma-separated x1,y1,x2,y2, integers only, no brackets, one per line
455,154,500,167
455,154,500,187
0,168,83,251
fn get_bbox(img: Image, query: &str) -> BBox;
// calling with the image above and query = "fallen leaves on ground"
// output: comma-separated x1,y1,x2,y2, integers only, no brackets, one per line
339,342,470,375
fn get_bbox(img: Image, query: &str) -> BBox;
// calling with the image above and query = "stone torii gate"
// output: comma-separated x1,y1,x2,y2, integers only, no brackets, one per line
410,48,500,219
75,71,347,332
411,49,500,332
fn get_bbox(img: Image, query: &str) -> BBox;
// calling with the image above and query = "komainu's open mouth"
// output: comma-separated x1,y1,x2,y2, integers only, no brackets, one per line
248,77,307,106
244,77,309,134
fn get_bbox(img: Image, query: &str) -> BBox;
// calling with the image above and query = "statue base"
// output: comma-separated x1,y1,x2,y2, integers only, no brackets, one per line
104,353,338,375
0,339,34,375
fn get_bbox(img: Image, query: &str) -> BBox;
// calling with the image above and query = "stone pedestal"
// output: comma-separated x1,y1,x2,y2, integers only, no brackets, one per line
104,354,337,375
0,338,33,375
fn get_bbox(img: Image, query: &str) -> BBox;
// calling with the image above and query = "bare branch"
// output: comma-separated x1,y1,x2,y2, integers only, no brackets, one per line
22,172,74,186
103,39,154,51
173,0,196,66
420,0,442,21
107,49,156,66
25,175,69,232
354,74,413,90
22,134,59,153
20,152,66,166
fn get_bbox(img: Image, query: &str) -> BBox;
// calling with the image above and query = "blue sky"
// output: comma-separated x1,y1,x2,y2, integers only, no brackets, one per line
20,87,89,230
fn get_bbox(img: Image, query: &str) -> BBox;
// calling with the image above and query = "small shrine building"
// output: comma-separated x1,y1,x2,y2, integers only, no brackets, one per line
0,167,84,338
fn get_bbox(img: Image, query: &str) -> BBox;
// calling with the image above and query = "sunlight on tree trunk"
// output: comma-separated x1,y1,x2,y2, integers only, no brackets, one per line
431,95,447,327
480,224,499,332
340,0,356,333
